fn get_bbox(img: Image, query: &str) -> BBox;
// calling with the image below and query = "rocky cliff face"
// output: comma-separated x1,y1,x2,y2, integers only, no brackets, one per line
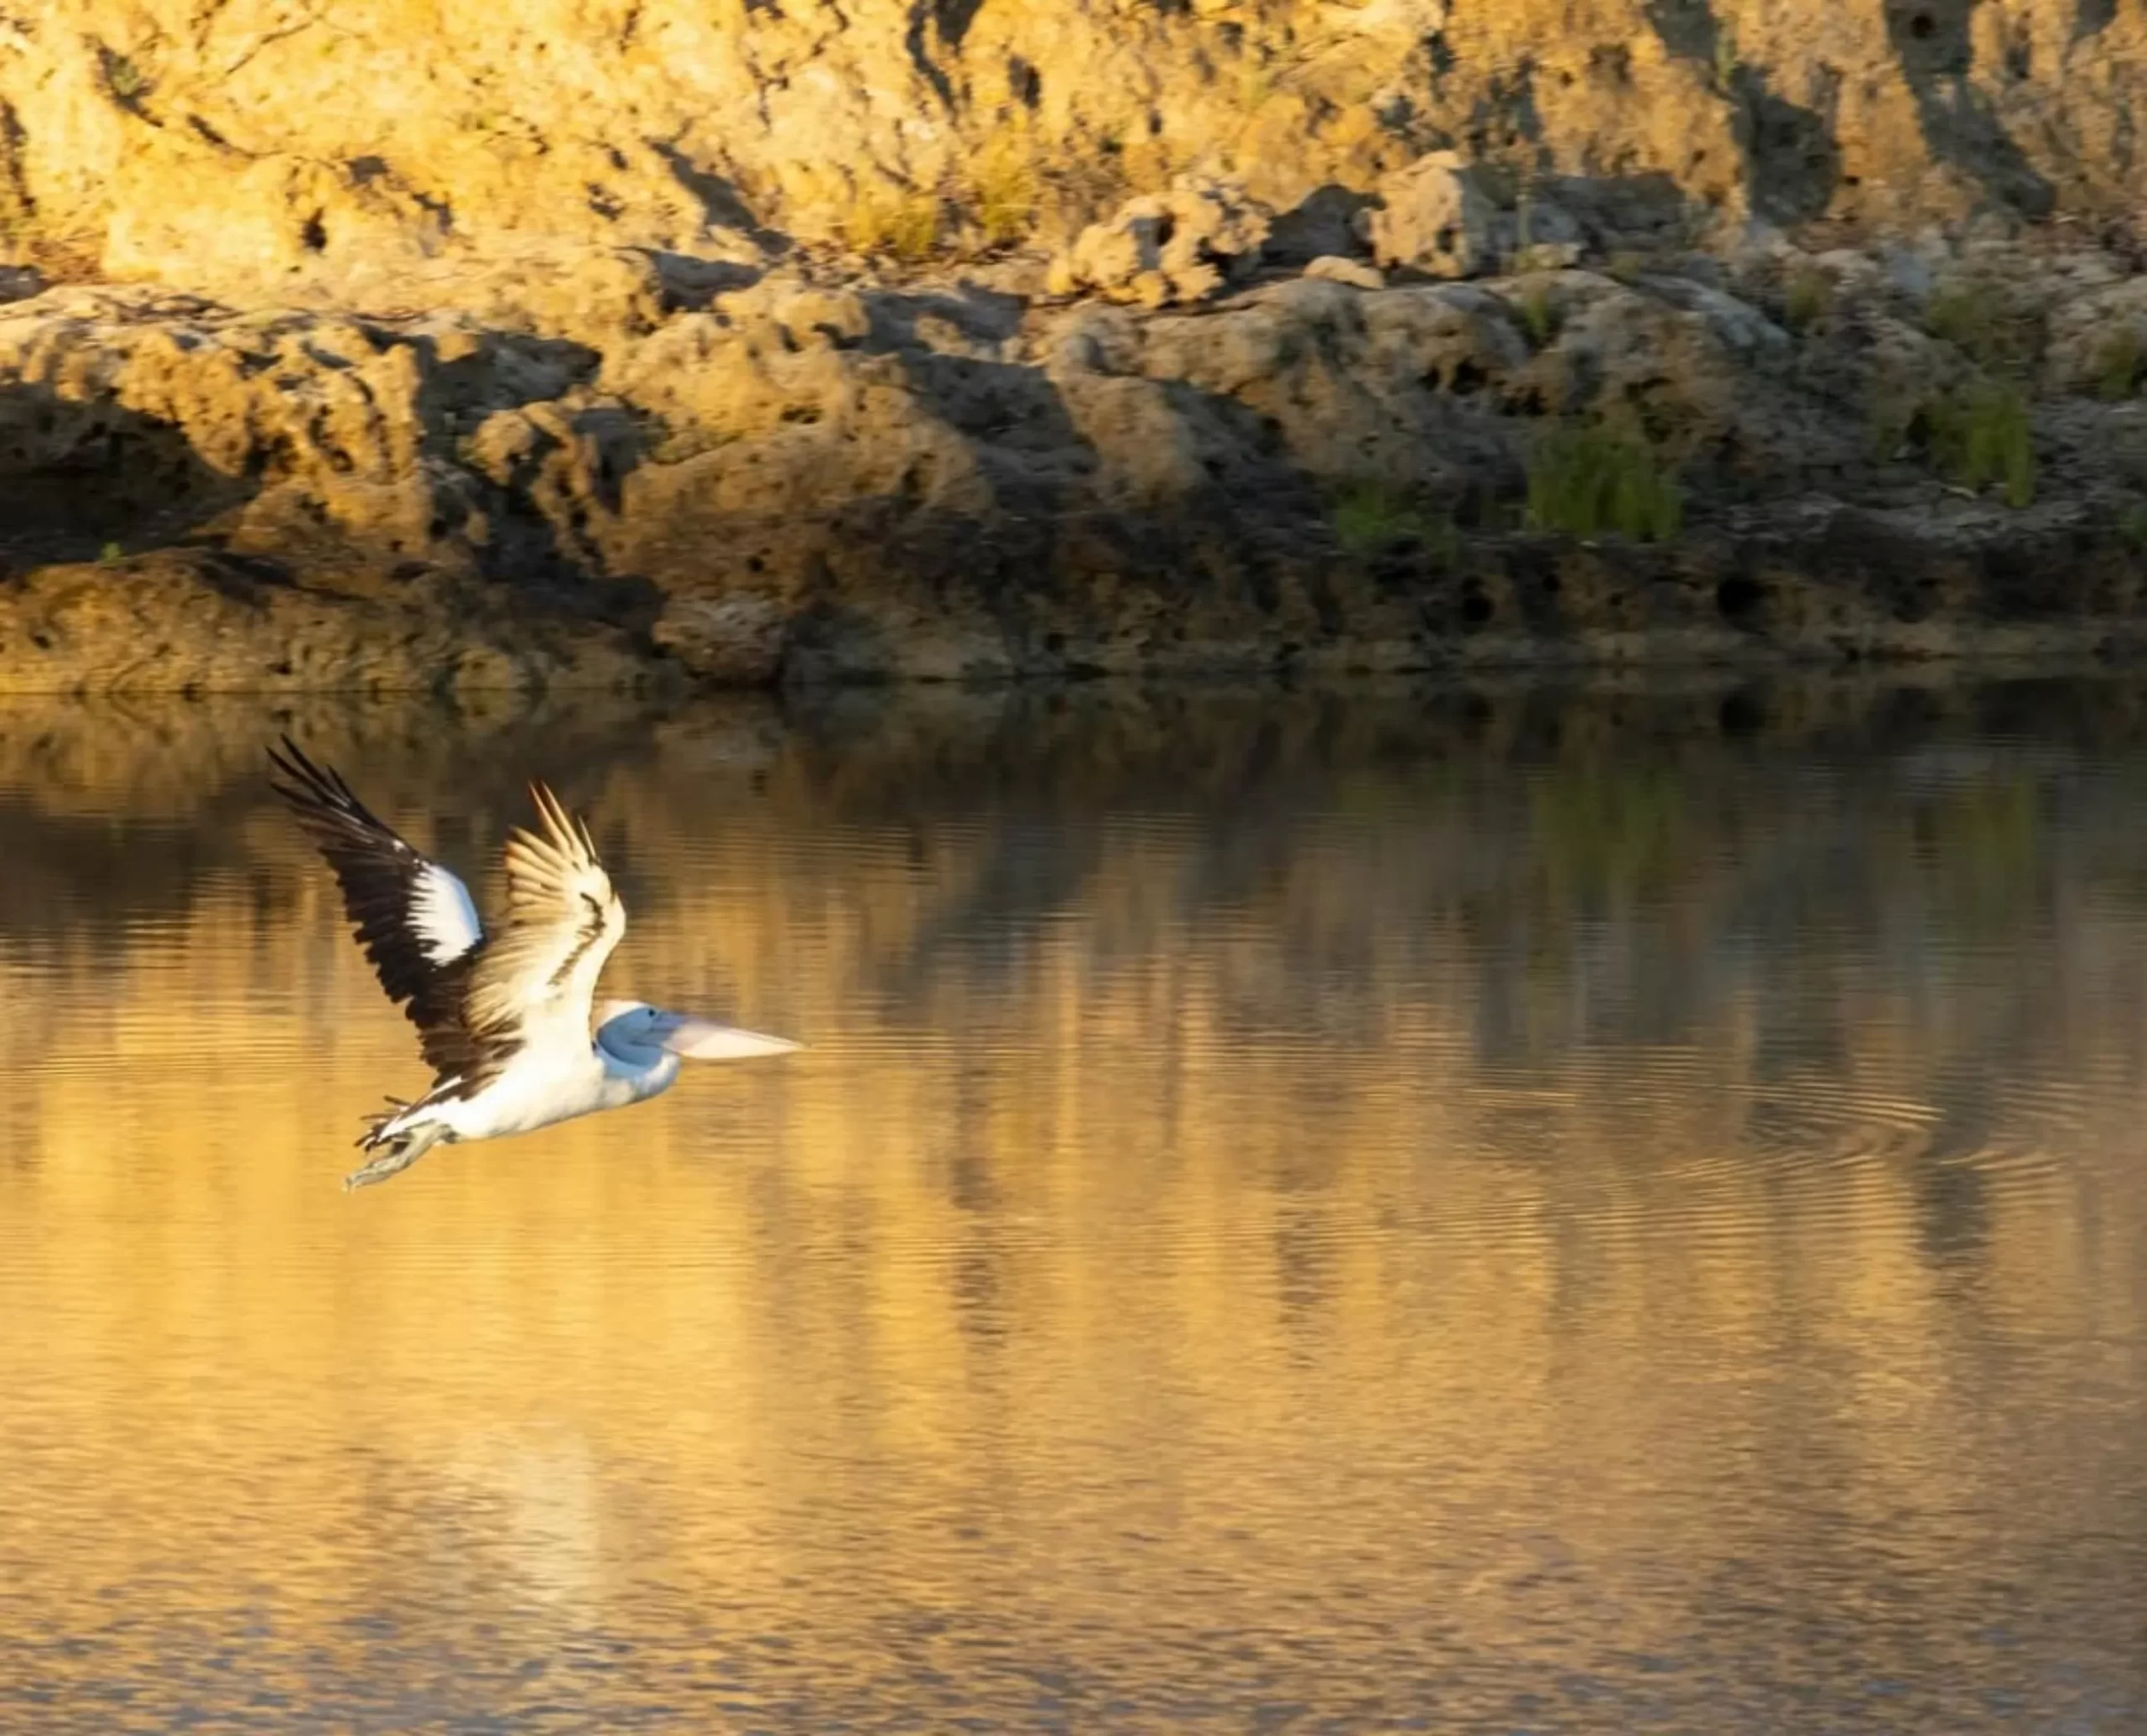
3,3,2147,693
3,1,2142,317
6,242,2147,693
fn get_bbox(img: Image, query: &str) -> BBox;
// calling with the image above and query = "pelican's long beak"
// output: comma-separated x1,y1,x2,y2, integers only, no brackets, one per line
660,1016,803,1060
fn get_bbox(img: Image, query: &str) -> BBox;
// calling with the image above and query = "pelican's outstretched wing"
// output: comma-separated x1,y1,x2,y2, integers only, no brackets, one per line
463,783,626,1059
268,737,488,1083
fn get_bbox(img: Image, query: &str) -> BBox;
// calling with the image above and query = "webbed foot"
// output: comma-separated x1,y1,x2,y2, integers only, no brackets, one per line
344,1142,423,1191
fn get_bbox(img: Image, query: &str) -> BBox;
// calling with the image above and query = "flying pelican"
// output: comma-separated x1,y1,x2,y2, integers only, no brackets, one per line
268,738,799,1191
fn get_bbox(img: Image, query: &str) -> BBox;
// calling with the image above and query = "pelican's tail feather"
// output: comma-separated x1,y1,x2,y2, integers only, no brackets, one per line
357,1103,413,1147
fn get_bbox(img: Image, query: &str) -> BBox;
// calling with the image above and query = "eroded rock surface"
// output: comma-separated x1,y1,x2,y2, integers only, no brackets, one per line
2,3,2145,689
6,213,2147,692
3,0,2145,318
0,549,661,695
1048,179,1274,308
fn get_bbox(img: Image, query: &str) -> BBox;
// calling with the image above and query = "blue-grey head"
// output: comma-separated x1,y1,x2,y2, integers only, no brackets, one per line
595,1000,803,1062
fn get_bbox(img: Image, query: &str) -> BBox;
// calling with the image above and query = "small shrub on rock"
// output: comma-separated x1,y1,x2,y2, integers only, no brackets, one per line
1782,266,1832,332
845,185,941,262
2096,328,2144,402
1928,379,2035,507
1924,277,2043,374
1515,279,1562,350
1330,483,1458,563
969,136,1041,250
1524,424,1683,542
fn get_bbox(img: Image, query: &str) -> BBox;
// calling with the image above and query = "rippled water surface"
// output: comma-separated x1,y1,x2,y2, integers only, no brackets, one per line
3,675,2146,1732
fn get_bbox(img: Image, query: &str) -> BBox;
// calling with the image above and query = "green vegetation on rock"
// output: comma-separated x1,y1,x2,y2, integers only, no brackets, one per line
1928,379,2035,508
844,186,941,262
968,135,1042,250
1782,265,1831,332
1924,278,2044,375
2096,328,2144,402
1330,483,1458,564
1515,279,1562,351
1524,424,1683,542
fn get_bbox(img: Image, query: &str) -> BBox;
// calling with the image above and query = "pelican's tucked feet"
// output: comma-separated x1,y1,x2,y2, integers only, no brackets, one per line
344,1146,424,1191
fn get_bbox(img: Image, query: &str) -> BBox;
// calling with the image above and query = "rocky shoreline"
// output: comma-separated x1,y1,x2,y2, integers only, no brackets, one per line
6,174,2147,694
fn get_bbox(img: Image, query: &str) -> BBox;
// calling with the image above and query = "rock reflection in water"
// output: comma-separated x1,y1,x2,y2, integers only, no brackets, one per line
0,673,2143,1732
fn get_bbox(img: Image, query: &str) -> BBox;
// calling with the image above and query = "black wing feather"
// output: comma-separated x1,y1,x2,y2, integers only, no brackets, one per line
268,737,512,1094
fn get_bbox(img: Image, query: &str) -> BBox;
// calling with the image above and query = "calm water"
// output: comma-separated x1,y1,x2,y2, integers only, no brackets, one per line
2,675,2144,1733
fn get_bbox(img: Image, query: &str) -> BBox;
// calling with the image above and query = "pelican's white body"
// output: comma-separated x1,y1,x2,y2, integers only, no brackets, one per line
368,1001,799,1163
383,1023,682,1148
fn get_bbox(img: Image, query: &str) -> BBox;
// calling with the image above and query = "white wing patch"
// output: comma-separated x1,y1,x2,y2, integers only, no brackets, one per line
410,860,484,964
465,783,626,1055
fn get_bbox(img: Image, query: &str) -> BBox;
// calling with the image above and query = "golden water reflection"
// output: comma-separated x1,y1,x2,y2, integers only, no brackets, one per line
1,676,2144,1731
